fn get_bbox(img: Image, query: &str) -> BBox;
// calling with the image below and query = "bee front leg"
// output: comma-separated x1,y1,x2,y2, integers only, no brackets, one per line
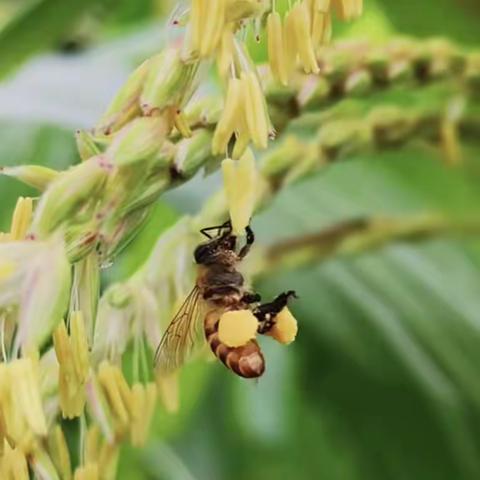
238,225,255,259
254,291,297,334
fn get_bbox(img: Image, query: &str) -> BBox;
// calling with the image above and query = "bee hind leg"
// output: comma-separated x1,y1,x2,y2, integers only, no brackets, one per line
254,291,297,334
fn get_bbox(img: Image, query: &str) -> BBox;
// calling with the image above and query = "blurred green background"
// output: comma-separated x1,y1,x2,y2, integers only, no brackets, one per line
1,0,480,479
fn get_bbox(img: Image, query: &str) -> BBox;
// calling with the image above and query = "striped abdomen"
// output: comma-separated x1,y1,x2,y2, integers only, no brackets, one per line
204,311,265,379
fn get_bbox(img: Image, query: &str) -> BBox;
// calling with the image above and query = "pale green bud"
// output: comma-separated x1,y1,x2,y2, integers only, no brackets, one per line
0,165,59,191
96,58,151,135
172,129,212,181
140,48,200,114
119,173,170,216
75,129,102,161
32,156,111,237
105,117,169,167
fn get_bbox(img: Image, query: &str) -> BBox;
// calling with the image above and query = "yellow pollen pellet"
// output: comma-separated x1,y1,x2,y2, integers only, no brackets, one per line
218,309,259,347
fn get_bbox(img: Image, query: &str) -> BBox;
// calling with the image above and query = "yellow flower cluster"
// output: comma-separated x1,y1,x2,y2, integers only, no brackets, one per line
213,72,272,157
96,362,157,446
268,0,363,85
53,312,90,419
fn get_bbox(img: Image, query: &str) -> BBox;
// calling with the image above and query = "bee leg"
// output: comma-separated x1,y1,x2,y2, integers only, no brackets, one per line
254,291,297,334
241,292,262,304
200,220,232,239
238,225,255,259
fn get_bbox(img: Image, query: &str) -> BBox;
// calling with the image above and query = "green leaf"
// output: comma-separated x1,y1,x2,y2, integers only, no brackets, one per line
249,146,480,479
0,0,108,78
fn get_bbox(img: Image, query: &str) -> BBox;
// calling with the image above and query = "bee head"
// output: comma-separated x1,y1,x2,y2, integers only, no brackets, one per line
194,233,237,265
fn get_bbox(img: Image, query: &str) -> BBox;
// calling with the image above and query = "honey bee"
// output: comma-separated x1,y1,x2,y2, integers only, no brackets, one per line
154,221,297,379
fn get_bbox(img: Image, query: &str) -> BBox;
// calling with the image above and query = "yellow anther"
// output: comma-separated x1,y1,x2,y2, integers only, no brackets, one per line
267,12,289,86
212,78,244,155
97,361,133,432
292,2,320,74
218,309,259,347
242,72,269,149
53,315,89,419
217,28,235,79
0,442,29,480
222,149,258,235
10,197,33,241
9,358,47,437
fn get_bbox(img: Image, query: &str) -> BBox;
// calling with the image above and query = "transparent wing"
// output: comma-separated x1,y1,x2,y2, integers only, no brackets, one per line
154,286,205,375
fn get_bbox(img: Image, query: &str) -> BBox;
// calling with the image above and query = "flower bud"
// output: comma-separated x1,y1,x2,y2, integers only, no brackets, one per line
32,156,111,237
76,130,101,161
173,129,212,180
267,307,298,344
140,48,200,115
217,28,235,79
105,117,169,167
218,309,258,347
96,59,151,135
0,165,59,191
222,149,258,235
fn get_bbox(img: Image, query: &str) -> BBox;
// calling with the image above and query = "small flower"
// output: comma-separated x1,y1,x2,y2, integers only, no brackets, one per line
140,47,200,116
218,309,259,347
32,156,111,238
156,371,179,414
